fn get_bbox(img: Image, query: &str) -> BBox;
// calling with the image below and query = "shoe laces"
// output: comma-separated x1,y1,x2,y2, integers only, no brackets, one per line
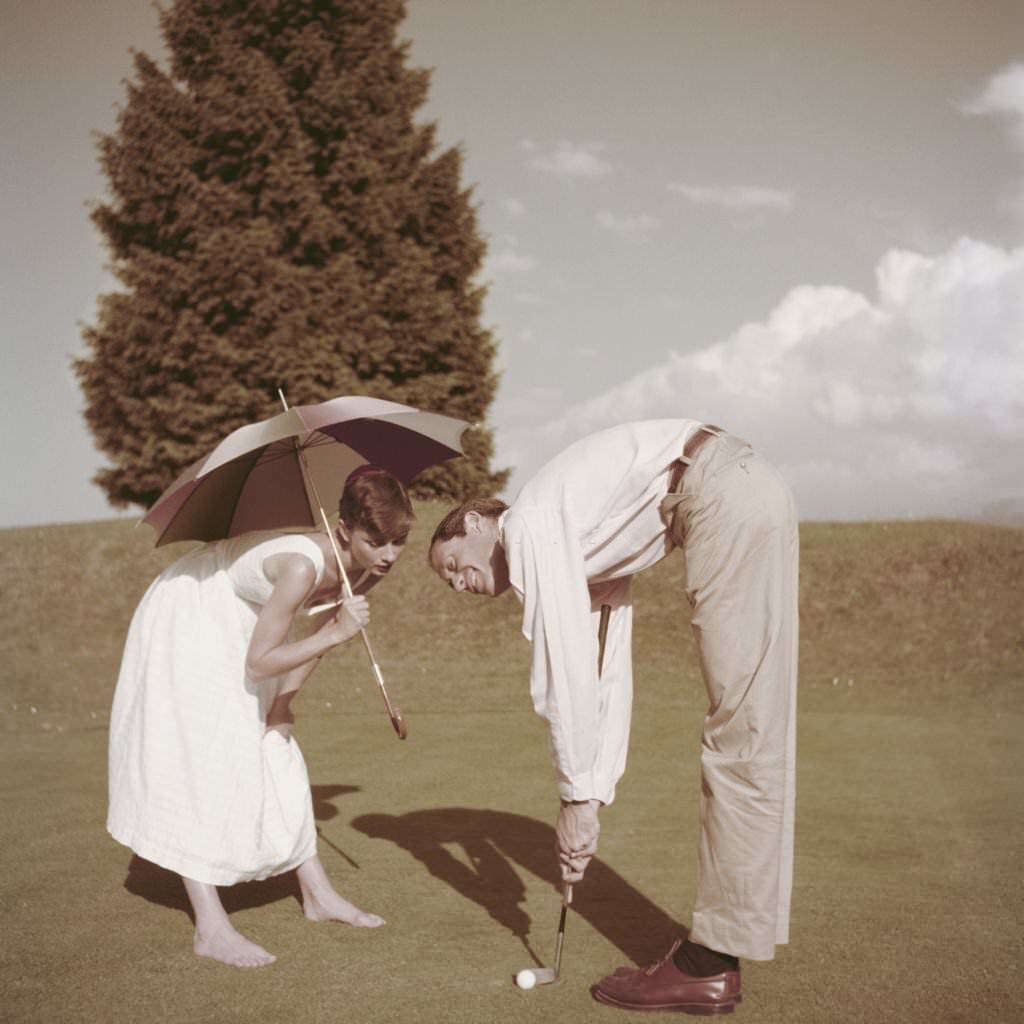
644,940,683,976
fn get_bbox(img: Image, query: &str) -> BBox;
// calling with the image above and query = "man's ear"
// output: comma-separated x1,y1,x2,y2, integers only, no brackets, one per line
464,510,482,533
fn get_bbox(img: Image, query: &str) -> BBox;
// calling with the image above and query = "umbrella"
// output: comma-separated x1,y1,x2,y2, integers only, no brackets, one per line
142,394,473,739
143,394,470,546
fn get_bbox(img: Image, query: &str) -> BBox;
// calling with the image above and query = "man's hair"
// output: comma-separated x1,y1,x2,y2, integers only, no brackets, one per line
339,466,414,544
430,497,509,547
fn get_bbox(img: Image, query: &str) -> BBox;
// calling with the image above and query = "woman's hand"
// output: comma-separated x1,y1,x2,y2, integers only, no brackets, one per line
325,595,370,644
247,554,369,681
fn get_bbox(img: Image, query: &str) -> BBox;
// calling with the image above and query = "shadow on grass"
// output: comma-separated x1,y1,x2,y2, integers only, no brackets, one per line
120,788,683,965
124,857,303,919
121,784,362,919
352,807,685,967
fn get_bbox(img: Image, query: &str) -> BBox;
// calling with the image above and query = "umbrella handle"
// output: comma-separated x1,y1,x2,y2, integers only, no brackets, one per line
319,510,407,733
278,390,407,740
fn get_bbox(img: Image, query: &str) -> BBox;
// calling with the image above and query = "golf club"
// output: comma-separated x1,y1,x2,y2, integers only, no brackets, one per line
515,603,612,990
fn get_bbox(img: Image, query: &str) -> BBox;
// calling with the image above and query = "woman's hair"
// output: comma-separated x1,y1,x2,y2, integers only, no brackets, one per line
430,497,509,546
339,466,414,544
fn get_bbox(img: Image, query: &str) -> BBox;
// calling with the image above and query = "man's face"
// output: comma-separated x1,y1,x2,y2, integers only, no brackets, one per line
430,512,510,597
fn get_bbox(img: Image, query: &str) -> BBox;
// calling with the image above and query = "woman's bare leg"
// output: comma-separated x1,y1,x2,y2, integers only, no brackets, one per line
182,877,276,967
296,855,385,927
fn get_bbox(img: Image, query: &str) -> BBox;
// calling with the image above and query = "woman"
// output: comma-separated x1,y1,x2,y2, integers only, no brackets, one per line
107,465,414,967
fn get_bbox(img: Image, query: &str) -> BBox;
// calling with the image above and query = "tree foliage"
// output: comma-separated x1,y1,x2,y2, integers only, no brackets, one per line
76,0,506,508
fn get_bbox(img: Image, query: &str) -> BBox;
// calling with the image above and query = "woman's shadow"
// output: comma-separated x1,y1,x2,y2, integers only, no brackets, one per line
122,784,361,917
352,807,685,966
122,789,685,967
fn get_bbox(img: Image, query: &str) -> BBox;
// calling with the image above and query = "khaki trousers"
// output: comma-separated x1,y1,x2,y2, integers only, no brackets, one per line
660,431,798,961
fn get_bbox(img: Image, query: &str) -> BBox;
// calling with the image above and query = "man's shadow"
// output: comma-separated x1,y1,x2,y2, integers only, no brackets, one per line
122,784,360,917
353,807,685,966
122,790,685,966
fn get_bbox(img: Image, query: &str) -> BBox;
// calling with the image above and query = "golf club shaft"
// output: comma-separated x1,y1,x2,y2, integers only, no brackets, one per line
553,882,572,978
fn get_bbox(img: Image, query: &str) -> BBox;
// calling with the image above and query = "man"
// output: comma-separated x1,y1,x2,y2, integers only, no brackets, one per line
429,420,798,1015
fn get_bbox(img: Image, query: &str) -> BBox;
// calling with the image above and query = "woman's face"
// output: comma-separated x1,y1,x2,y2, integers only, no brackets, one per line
343,524,408,577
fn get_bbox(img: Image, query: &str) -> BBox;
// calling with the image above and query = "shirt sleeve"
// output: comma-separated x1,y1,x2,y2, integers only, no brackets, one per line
504,509,635,805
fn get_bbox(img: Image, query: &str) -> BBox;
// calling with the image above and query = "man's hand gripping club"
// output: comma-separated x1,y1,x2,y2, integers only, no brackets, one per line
556,798,602,883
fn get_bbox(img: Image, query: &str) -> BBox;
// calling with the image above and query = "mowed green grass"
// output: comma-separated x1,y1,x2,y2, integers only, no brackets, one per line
1,510,1022,1023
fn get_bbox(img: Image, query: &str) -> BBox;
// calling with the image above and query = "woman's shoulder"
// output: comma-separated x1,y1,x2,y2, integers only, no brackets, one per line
224,530,322,560
223,531,326,594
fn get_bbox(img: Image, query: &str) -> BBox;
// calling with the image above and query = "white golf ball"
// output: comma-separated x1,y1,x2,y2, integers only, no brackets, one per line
515,969,537,990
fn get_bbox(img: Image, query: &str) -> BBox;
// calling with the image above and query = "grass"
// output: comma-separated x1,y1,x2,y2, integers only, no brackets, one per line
1,509,1022,1023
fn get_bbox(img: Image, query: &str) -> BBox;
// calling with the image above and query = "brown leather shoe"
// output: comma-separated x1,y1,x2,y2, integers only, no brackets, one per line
592,940,742,1015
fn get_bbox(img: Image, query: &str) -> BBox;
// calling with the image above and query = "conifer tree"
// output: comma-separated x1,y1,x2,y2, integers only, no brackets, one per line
76,0,505,508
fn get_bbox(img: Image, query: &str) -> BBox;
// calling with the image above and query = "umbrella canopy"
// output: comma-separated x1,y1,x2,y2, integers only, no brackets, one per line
142,395,470,546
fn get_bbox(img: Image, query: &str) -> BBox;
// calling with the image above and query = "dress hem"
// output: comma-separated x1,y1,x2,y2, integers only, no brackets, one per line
107,824,316,887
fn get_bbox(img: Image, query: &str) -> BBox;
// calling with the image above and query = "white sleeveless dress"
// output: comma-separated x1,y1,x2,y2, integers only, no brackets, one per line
107,531,326,885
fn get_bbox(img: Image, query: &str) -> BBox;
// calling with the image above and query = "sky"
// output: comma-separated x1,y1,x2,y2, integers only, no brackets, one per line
2,0,1022,528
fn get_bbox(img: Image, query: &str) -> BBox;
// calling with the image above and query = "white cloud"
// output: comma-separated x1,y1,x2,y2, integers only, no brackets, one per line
667,183,796,212
960,61,1024,151
487,250,536,273
494,238,1024,521
526,140,612,179
491,385,565,471
502,198,526,218
960,61,1024,217
484,234,536,275
596,210,662,233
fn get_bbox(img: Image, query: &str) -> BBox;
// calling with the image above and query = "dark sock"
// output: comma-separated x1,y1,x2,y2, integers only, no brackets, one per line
672,939,739,977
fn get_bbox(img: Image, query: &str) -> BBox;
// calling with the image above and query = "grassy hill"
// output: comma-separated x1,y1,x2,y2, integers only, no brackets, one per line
2,510,1021,731
1,514,1021,1023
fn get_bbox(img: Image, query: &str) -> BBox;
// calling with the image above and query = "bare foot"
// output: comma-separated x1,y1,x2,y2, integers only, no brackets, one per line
302,890,385,928
194,923,277,968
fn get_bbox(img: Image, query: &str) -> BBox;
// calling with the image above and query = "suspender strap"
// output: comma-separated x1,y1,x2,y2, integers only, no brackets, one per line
668,424,725,494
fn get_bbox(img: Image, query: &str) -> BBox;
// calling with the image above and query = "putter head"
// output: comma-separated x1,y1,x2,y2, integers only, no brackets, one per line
515,966,556,988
